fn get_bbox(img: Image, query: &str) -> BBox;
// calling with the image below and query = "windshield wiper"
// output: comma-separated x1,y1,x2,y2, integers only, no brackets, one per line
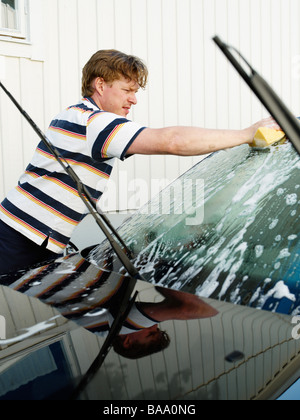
213,35,300,156
70,277,138,400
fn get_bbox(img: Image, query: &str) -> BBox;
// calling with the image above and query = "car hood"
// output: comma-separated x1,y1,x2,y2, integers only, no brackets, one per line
0,277,299,400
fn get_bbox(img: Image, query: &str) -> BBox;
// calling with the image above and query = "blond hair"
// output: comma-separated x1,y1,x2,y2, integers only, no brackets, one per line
82,49,148,97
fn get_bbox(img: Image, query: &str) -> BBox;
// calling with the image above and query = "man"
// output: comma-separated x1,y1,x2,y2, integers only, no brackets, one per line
112,286,218,359
0,49,281,275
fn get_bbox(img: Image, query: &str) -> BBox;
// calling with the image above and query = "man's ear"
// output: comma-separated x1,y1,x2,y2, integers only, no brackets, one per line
94,77,105,96
122,335,131,349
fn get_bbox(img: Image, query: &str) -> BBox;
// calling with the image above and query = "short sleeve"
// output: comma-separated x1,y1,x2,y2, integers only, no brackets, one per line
87,111,146,161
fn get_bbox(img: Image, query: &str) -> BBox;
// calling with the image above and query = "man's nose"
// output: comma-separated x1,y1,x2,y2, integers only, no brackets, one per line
129,93,137,105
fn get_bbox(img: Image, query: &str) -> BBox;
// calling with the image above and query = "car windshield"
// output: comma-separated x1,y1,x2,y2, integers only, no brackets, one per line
90,141,300,315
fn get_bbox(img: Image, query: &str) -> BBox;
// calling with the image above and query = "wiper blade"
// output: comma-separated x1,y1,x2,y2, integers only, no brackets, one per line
70,277,138,400
213,35,300,156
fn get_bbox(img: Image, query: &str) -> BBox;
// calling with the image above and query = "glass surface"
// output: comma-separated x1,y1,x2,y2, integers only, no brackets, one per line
0,342,73,400
90,141,300,315
1,0,17,30
278,379,300,400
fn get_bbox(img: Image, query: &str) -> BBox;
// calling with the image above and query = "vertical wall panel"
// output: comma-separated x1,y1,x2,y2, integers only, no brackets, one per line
215,0,229,129
0,0,299,211
114,0,133,53
290,0,300,114
96,0,116,49
239,0,252,128
202,0,217,129
57,0,80,106
249,0,264,123
0,57,24,194
226,0,242,129
42,0,61,121
76,0,98,70
19,58,45,164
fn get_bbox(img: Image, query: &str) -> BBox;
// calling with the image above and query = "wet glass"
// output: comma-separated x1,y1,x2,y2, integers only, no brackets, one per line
90,141,300,315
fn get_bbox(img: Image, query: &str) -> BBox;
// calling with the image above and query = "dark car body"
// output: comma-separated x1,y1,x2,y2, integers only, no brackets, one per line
0,141,299,400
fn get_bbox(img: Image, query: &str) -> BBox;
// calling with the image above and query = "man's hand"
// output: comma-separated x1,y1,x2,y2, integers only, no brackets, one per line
245,116,282,144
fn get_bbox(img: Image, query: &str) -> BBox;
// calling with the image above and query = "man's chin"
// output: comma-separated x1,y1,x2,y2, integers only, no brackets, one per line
122,108,130,117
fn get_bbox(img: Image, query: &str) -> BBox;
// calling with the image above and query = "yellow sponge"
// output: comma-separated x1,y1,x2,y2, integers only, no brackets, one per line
250,127,286,148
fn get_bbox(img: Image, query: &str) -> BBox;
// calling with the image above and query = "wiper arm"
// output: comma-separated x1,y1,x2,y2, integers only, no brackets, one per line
213,35,300,156
70,277,138,400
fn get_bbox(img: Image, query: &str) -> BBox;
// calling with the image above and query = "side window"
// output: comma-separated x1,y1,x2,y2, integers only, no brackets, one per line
0,0,28,39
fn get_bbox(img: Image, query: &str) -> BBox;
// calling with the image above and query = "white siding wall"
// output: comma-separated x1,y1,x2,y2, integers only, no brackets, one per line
0,0,300,212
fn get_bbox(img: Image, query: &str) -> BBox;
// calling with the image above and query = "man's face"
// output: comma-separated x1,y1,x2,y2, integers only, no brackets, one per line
98,77,139,118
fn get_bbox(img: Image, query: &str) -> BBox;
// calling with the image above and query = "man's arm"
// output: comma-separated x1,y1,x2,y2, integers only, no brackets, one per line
127,116,281,156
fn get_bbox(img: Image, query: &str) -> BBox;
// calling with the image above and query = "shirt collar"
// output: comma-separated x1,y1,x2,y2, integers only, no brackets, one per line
83,96,102,111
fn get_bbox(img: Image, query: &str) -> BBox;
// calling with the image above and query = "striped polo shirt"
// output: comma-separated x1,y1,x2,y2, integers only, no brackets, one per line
0,97,145,254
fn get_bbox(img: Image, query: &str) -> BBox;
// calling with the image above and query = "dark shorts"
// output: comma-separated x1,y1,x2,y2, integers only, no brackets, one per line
0,220,60,277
